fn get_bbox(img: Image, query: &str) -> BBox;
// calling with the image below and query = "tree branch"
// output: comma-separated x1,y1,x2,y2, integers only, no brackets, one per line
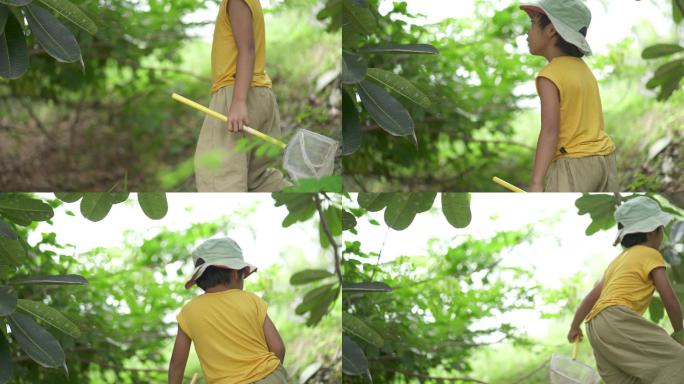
314,194,342,285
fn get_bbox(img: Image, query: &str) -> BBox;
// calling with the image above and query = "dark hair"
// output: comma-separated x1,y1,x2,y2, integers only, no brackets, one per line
537,14,586,58
617,223,648,248
194,258,243,291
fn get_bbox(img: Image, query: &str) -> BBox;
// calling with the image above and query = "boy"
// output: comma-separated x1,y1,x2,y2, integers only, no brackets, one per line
520,0,619,192
568,196,684,383
194,0,290,192
168,238,287,384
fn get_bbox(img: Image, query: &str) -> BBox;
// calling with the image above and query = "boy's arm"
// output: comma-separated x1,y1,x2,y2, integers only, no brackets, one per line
168,325,192,384
651,267,684,340
530,77,560,192
263,314,285,363
227,0,256,133
568,279,604,342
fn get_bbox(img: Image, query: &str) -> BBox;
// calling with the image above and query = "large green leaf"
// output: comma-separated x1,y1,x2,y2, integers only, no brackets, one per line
675,0,683,24
342,282,392,292
23,3,82,63
384,193,437,231
290,269,335,285
37,0,97,34
341,209,357,231
360,43,439,55
80,193,113,222
0,218,17,240
8,312,65,368
16,299,81,338
282,177,342,193
342,50,367,84
9,274,88,285
295,283,336,315
646,59,684,89
358,80,415,139
366,68,431,108
0,285,17,316
0,332,11,384
342,0,376,35
138,193,168,220
0,237,26,266
272,193,317,227
305,285,339,326
342,335,368,375
53,192,83,203
441,193,472,228
0,194,54,226
642,43,684,59
357,193,393,212
319,206,342,248
575,194,620,236
343,313,383,347
342,90,362,155
0,0,31,6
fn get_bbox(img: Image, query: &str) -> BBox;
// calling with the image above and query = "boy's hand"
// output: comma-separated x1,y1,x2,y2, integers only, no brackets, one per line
567,327,583,343
227,101,249,133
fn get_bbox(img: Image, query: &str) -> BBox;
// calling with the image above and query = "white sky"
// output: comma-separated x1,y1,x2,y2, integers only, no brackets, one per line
349,193,623,339
29,193,326,276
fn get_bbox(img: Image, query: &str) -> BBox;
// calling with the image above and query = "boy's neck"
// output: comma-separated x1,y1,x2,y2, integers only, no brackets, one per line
205,283,242,293
543,46,569,62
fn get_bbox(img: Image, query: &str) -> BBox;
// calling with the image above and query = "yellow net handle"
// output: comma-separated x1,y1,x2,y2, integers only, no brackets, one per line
572,337,580,360
172,93,287,149
492,176,526,192
190,373,198,384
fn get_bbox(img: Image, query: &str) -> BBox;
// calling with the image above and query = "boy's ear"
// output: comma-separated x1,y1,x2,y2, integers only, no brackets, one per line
545,24,557,38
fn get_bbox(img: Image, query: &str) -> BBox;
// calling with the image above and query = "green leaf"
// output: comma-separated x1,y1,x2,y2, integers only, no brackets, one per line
441,193,472,228
306,286,339,326
8,312,65,368
342,0,376,35
649,296,665,324
290,269,335,285
319,206,342,248
272,193,317,227
357,193,393,212
0,331,11,384
0,237,26,266
37,0,97,34
358,80,415,139
282,177,342,193
0,194,54,226
0,4,7,32
342,210,357,231
642,43,684,59
0,218,17,240
0,8,28,79
575,194,620,236
384,193,437,231
342,335,368,375
137,193,168,220
343,313,383,347
0,285,17,316
23,3,82,63
674,0,683,24
360,43,439,55
79,193,113,222
342,51,367,84
342,90,362,155
16,299,81,338
53,192,82,203
0,0,31,6
9,274,88,285
342,282,392,292
295,283,335,315
366,68,431,108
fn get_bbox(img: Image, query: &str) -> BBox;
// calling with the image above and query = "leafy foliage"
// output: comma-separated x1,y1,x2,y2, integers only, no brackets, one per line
641,0,684,100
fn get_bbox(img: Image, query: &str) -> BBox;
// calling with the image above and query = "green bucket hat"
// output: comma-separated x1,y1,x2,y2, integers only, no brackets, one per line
184,237,257,289
520,0,593,56
613,196,674,246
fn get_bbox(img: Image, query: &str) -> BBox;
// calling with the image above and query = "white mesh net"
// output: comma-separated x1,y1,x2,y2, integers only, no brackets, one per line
283,129,338,180
550,354,601,384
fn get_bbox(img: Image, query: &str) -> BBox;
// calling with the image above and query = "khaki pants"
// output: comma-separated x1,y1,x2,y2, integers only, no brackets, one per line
544,152,619,192
587,305,684,384
194,86,291,192
253,365,288,384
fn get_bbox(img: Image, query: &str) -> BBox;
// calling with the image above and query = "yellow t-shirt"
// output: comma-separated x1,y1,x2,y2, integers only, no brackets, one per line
537,56,615,160
176,289,280,384
586,245,666,321
211,0,272,94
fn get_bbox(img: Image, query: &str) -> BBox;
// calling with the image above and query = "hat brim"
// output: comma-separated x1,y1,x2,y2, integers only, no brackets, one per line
184,262,257,289
613,212,674,246
520,5,546,16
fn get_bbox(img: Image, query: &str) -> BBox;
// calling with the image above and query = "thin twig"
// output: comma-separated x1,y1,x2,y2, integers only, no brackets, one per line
369,227,389,281
314,194,342,285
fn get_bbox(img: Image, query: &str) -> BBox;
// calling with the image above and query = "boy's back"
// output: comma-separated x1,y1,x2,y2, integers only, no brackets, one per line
538,56,615,160
177,289,280,383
